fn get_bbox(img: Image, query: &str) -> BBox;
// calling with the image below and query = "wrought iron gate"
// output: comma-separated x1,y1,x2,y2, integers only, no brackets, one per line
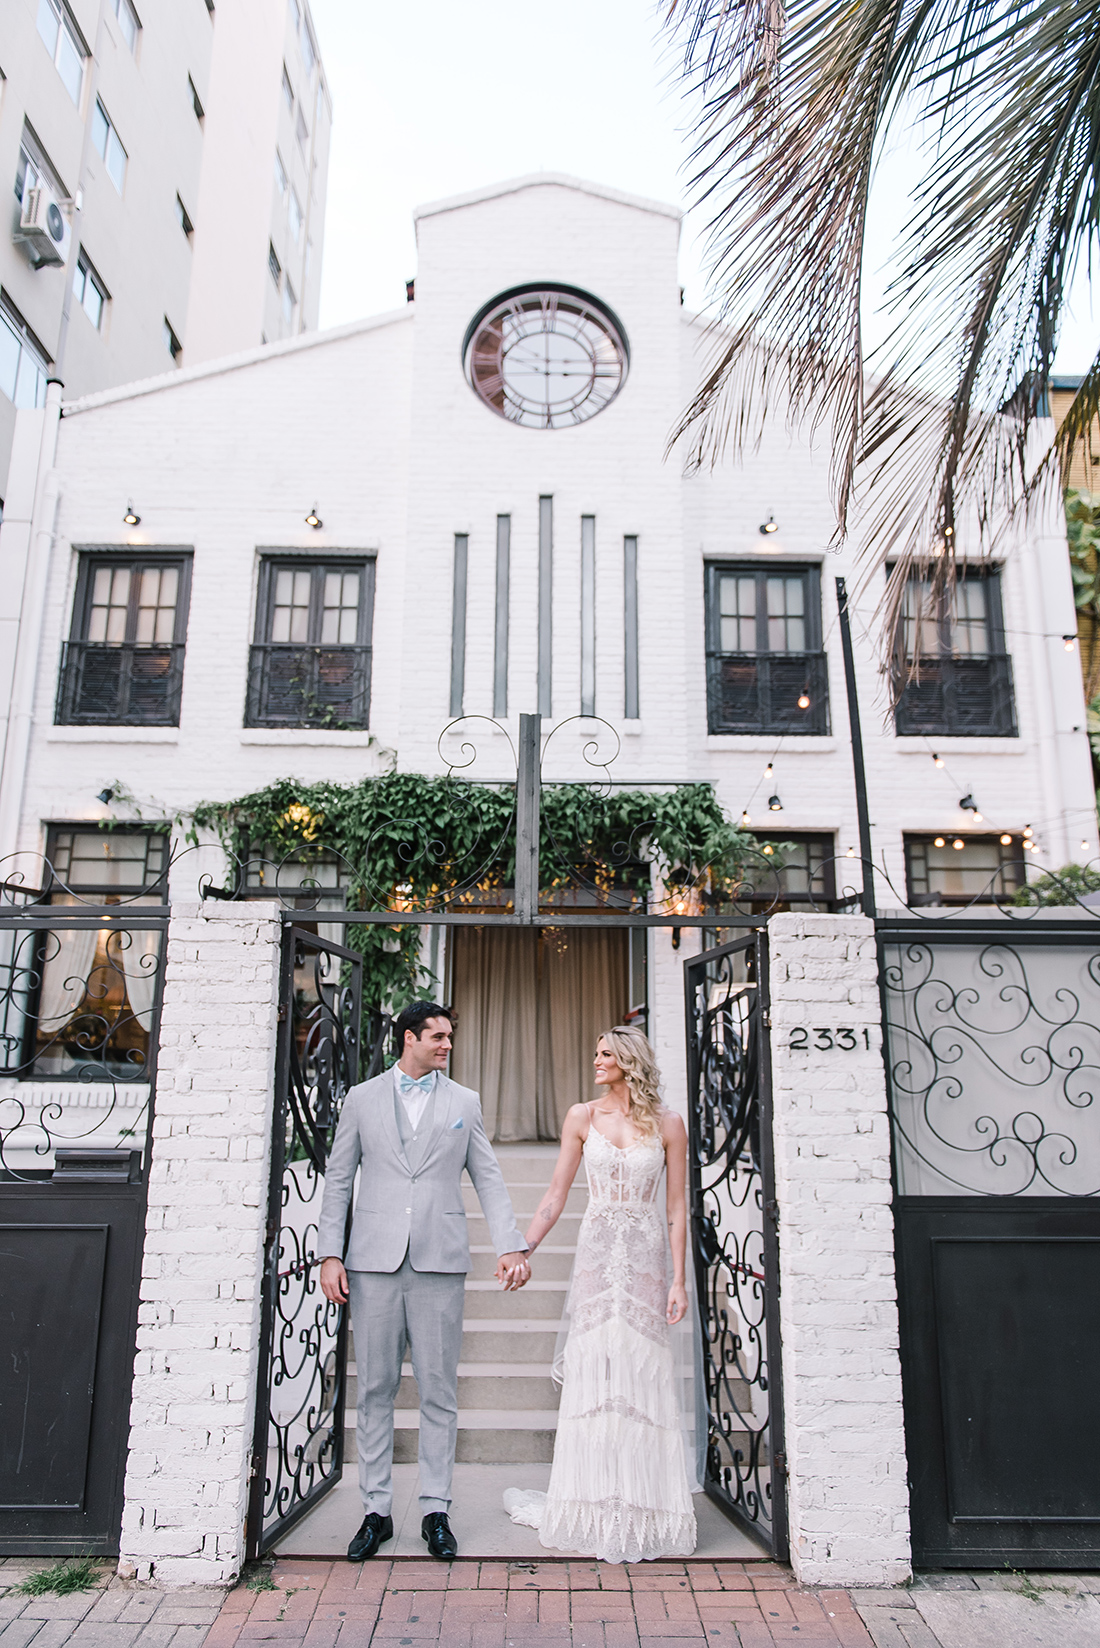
881,922,1100,1567
247,926,362,1557
684,931,787,1559
0,903,167,1555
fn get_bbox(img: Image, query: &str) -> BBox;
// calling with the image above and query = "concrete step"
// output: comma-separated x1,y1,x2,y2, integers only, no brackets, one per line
467,1244,574,1280
465,1212,583,1244
462,1181,587,1215
459,1322,560,1361
460,1280,567,1319
396,1371,559,1410
342,1410,560,1466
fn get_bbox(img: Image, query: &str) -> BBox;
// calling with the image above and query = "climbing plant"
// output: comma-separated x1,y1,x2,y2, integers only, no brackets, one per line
193,773,767,1011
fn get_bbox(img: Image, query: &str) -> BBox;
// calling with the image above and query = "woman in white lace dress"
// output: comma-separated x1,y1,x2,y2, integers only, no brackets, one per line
505,1025,697,1563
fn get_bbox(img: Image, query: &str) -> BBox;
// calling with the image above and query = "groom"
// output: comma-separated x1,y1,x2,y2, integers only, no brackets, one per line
318,1001,530,1561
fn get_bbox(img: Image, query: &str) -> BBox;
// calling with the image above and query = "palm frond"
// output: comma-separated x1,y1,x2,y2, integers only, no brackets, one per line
666,0,1100,662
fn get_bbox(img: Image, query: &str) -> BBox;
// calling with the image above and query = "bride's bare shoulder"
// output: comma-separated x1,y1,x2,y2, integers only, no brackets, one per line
659,1107,687,1144
562,1102,592,1140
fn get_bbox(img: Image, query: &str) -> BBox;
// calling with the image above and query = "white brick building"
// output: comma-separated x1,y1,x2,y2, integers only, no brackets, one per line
0,173,1094,1585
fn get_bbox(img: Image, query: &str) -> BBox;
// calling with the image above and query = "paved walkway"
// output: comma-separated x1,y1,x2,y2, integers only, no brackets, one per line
5,1559,1100,1648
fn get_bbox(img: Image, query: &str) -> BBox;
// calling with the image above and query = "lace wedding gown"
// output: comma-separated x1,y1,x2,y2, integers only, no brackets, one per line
505,1126,697,1563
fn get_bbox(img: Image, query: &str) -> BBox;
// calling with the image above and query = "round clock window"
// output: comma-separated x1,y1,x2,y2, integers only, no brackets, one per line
462,284,629,430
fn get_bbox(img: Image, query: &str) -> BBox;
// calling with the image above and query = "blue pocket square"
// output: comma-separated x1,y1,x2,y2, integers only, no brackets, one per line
451,1118,465,1130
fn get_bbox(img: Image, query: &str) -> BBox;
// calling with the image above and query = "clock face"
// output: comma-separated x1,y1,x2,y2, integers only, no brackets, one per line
463,285,629,430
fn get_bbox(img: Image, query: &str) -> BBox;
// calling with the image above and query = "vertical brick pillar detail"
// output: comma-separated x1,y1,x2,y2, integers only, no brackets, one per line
119,901,282,1586
768,913,911,1586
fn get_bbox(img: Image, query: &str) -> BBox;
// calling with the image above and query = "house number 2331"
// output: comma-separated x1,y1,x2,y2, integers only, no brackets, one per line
788,1027,872,1051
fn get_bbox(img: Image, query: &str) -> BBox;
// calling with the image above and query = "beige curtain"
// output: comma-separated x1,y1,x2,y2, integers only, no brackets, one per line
449,926,629,1141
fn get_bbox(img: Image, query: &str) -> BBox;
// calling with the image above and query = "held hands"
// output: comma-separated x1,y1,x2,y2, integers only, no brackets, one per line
666,1281,688,1326
496,1251,531,1291
320,1257,349,1304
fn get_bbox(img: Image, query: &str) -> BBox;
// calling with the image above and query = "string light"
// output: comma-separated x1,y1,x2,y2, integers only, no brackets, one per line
741,810,750,826
1064,635,1077,652
1082,839,1089,850
762,844,774,855
797,692,811,709
953,839,965,850
1000,834,1012,846
846,845,855,858
934,837,945,848
1023,824,1033,838
932,753,944,768
764,763,774,780
973,813,984,823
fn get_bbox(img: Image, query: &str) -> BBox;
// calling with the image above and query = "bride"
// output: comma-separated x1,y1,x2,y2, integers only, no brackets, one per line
505,1024,697,1563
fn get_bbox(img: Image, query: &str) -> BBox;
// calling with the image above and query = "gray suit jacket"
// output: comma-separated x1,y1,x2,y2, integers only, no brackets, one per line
317,1070,527,1273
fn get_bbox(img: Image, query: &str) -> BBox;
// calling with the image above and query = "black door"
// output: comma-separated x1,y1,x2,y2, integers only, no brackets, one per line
0,1169,147,1555
881,926,1100,1568
895,1198,1100,1566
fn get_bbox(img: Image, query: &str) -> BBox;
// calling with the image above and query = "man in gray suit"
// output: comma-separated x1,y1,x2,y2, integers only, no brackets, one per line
318,1001,529,1561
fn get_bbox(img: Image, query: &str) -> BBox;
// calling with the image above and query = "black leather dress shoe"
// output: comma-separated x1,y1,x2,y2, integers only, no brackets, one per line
421,1511,458,1560
347,1512,393,1560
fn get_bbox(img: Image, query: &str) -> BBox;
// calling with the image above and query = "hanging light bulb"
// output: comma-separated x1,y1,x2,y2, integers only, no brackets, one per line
1023,824,1033,838
762,844,774,855
953,839,965,850
1082,839,1090,851
797,692,811,709
934,837,946,848
973,813,983,823
740,810,750,827
933,753,945,768
764,763,774,780
1000,834,1012,846
846,845,855,858
1064,635,1077,652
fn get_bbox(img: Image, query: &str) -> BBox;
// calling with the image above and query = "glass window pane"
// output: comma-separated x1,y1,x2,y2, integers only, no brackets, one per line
766,577,786,616
92,102,108,158
37,0,60,56
116,0,137,50
0,318,19,404
83,280,103,329
338,607,357,643
57,18,84,101
13,348,44,410
106,129,126,192
341,572,359,608
73,263,86,303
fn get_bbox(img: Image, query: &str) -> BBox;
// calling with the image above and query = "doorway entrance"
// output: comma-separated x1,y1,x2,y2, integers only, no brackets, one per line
448,925,633,1141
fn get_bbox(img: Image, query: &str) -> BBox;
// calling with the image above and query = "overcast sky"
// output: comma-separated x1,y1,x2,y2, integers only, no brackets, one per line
309,0,1095,378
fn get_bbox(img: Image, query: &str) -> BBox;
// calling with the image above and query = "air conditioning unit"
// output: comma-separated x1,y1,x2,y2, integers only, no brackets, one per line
15,183,72,268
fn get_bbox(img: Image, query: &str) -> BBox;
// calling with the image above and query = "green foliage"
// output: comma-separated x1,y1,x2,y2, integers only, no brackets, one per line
17,1559,103,1596
1065,490,1100,618
194,773,761,1012
1013,863,1100,907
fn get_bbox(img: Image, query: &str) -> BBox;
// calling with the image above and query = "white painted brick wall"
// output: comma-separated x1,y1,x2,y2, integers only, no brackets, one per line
768,912,911,1587
118,900,281,1588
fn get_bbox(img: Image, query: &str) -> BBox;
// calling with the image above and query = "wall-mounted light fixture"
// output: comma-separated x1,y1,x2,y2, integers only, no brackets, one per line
96,787,115,805
122,502,140,526
959,794,979,814
1064,634,1077,652
759,515,778,536
768,794,783,812
305,507,323,529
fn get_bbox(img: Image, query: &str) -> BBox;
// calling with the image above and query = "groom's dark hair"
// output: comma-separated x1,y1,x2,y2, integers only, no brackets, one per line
393,1000,455,1053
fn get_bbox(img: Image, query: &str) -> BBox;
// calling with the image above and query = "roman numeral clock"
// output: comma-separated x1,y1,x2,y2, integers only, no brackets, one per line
462,284,629,429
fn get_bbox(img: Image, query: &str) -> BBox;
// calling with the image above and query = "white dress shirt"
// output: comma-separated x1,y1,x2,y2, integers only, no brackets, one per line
394,1064,435,1134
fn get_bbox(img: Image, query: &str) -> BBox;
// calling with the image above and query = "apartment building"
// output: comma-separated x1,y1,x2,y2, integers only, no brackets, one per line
0,0,331,499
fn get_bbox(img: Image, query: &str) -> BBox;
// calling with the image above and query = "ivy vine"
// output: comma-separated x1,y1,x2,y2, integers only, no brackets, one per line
193,773,769,1012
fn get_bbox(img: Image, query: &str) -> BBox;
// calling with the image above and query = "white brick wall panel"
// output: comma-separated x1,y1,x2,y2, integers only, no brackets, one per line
119,903,280,1587
769,913,910,1588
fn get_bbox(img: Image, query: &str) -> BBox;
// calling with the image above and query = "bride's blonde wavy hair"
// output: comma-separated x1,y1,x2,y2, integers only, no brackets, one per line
597,1025,665,1140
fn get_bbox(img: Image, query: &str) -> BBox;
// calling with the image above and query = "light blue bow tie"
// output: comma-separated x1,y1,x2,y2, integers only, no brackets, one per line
398,1071,433,1095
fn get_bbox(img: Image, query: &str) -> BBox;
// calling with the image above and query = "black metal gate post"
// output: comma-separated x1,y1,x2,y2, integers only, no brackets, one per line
684,930,787,1559
247,926,362,1558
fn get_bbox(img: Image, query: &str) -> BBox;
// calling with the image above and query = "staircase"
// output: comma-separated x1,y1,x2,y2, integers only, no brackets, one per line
345,1143,583,1464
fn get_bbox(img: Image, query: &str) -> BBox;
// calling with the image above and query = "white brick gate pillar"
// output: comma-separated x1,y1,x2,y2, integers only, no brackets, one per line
767,913,911,1586
119,900,282,1586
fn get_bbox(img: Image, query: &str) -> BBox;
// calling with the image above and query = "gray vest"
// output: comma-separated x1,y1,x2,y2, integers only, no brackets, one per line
393,1083,435,1172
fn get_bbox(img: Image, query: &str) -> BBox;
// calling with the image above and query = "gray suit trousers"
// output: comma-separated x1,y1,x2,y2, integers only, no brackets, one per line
348,1258,466,1517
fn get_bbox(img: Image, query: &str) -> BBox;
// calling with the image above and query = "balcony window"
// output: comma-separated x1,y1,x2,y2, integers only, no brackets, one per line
904,833,1026,905
91,100,127,194
705,562,829,734
247,558,374,728
0,299,49,410
37,0,86,105
110,0,139,52
56,554,192,726
893,568,1016,736
73,249,108,330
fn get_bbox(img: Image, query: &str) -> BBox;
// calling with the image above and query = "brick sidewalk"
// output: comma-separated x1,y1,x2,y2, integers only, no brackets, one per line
202,1558,874,1647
